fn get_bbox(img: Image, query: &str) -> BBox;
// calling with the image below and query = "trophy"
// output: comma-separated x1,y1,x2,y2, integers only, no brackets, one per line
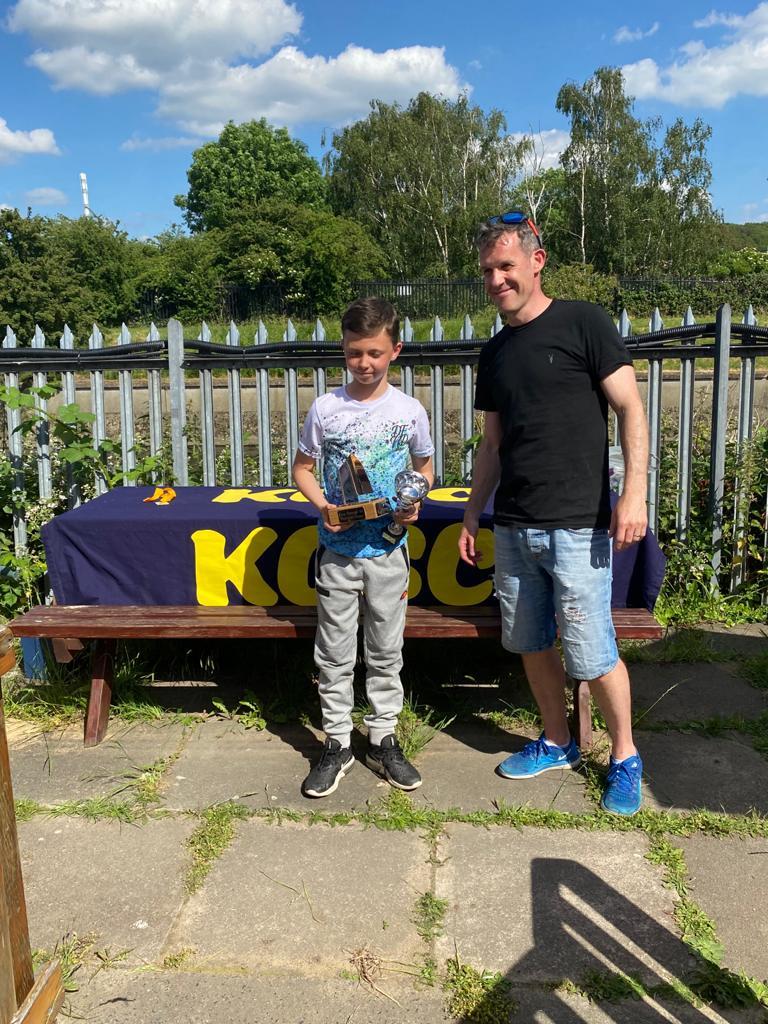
325,454,392,527
382,470,430,544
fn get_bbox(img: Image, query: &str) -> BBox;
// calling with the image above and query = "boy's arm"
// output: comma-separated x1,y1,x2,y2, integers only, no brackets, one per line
393,454,434,525
292,451,349,533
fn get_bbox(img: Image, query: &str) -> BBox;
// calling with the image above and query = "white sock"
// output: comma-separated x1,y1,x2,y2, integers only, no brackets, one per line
542,735,570,750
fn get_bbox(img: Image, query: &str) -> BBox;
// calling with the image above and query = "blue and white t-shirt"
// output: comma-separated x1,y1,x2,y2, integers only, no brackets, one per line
298,385,434,558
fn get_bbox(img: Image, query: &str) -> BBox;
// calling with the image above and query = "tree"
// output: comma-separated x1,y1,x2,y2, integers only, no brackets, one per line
326,93,526,277
557,67,655,273
219,200,388,313
175,120,326,233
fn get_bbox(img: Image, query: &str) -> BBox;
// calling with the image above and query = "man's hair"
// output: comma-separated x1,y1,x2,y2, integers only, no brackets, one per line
475,218,542,255
341,296,400,345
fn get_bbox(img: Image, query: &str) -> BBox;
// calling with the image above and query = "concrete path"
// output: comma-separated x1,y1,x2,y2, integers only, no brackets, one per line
6,632,768,1023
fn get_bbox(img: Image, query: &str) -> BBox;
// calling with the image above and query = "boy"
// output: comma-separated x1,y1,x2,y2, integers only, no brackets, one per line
293,297,434,798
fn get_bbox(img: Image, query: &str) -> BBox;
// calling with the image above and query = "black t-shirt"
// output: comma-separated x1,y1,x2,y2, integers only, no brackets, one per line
474,299,632,529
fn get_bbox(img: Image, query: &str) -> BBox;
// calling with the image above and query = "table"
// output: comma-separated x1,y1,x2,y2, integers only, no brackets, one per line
42,486,666,611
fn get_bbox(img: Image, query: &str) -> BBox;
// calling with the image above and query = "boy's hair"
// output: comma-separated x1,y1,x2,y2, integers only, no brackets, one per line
474,219,542,255
341,297,400,345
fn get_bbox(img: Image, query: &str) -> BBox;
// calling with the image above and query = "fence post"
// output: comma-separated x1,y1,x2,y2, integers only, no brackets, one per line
676,307,696,541
226,320,244,486
731,305,757,591
30,326,51,502
146,323,163,480
167,318,188,485
401,317,414,397
645,310,663,535
2,328,27,552
430,317,444,483
88,324,108,495
58,325,80,508
460,314,475,481
708,303,731,586
117,324,137,484
198,321,216,486
256,320,272,485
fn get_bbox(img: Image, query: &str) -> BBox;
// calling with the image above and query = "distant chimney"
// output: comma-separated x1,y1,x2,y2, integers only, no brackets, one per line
79,172,91,218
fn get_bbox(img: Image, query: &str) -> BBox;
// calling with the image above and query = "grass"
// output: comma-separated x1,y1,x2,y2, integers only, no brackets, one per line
444,953,516,1023
413,891,448,944
161,947,197,970
620,628,730,664
33,931,131,993
742,648,768,690
185,802,250,893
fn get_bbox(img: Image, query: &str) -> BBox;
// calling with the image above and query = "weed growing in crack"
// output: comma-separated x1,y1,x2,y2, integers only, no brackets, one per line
185,801,249,893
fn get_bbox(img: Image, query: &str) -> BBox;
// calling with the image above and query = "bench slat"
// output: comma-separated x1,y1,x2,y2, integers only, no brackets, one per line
10,604,663,640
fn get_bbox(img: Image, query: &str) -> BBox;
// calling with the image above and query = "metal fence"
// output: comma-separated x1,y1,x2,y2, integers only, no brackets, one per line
2,304,768,593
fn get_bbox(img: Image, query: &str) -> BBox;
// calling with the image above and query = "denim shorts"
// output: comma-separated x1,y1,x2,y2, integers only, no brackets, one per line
493,525,618,680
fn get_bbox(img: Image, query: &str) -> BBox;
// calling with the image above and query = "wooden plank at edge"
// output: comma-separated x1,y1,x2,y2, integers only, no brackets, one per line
10,961,65,1024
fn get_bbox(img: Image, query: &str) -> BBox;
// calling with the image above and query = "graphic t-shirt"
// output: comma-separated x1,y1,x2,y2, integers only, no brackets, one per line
298,385,434,558
474,299,633,529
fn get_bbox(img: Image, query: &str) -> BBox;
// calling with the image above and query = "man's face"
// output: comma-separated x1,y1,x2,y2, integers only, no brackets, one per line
479,232,546,322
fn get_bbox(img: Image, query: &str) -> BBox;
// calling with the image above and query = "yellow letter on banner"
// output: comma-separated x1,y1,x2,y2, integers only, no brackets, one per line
212,489,295,504
192,528,279,606
427,523,495,606
406,526,426,600
277,526,318,605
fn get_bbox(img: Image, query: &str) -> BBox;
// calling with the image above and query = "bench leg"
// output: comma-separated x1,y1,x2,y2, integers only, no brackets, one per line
84,640,115,747
571,679,593,751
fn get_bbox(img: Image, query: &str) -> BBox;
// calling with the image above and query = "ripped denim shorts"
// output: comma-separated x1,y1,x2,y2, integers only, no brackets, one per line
493,525,618,681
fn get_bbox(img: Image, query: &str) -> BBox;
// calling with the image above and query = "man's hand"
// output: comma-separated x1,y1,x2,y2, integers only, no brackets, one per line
609,492,648,551
458,513,482,565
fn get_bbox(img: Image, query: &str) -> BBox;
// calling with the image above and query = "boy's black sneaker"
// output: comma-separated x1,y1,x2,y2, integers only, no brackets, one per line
302,738,355,798
365,735,422,791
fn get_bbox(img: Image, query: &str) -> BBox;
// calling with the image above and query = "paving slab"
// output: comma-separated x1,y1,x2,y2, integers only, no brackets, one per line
172,819,430,972
18,816,195,960
679,835,768,981
639,733,768,815
629,663,767,725
412,723,591,814
510,986,763,1023
64,969,447,1024
8,721,190,806
435,825,696,986
697,624,768,659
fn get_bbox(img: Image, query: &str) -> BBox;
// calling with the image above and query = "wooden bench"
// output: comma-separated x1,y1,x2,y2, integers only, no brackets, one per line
10,604,663,749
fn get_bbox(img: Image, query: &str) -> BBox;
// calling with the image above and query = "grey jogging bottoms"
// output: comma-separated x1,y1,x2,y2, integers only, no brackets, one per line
314,545,410,748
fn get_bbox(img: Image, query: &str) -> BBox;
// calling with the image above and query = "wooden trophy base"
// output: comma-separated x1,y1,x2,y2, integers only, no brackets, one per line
326,498,391,527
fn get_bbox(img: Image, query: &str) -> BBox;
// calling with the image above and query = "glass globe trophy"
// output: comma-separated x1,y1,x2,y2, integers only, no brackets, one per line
382,470,430,544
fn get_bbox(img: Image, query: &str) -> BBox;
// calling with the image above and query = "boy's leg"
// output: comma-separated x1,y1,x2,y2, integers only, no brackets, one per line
314,550,364,748
360,546,421,790
360,546,409,744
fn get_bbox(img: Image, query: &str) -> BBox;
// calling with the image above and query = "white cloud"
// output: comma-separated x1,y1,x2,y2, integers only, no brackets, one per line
468,59,482,71
693,10,744,28
8,0,302,70
622,2,768,106
157,45,467,134
510,129,570,172
613,22,660,44
24,186,67,205
0,203,15,211
9,0,466,131
29,46,161,94
120,135,199,152
0,116,60,162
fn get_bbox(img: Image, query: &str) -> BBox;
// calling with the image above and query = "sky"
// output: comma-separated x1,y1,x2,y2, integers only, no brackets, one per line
1,0,768,238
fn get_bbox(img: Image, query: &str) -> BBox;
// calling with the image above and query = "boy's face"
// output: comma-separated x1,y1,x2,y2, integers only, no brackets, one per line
342,328,402,387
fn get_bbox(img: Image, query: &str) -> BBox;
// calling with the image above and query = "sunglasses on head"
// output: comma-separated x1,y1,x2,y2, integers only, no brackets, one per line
488,210,542,247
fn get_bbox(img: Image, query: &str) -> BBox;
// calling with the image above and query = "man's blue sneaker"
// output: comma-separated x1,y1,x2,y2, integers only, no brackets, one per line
496,733,582,779
601,752,643,816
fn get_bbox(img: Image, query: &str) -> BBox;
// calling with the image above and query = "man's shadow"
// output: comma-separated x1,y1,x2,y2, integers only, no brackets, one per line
459,857,757,1022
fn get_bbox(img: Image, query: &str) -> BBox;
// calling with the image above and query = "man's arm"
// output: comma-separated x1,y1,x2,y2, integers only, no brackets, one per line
600,364,649,551
458,411,502,565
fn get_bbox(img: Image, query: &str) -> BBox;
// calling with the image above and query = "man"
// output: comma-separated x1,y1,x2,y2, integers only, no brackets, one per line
458,211,649,815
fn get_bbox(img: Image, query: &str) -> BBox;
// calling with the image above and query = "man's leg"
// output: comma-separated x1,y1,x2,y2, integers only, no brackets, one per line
588,658,636,761
519,647,570,747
